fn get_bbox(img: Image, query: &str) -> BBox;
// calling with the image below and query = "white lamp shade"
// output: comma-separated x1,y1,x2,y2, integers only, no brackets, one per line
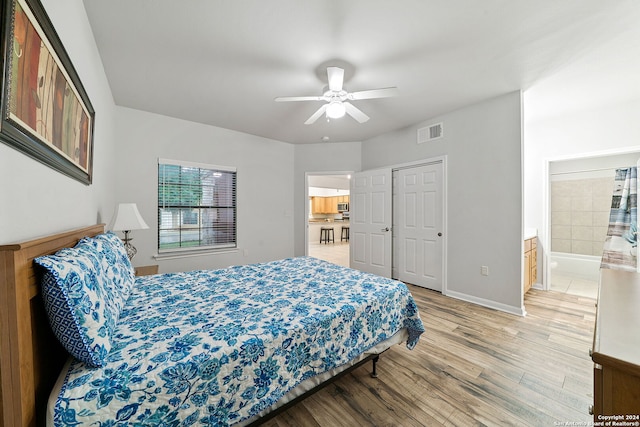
108,203,149,231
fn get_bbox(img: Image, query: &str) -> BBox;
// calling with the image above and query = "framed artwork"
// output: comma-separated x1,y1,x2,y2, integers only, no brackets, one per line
0,0,95,185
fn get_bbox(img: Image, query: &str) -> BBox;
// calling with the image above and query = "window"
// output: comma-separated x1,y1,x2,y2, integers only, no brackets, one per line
158,159,236,253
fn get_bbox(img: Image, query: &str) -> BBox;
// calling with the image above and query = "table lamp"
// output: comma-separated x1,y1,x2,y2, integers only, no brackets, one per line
108,203,149,259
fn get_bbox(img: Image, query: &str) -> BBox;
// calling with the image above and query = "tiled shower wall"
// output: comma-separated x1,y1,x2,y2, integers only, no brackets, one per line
550,176,614,256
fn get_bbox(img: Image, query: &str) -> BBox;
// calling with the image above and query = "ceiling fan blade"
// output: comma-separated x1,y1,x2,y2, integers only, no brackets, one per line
348,87,399,100
305,104,328,125
344,102,369,123
275,95,325,102
327,67,344,92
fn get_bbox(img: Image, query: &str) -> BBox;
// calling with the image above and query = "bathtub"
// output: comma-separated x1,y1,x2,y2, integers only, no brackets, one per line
549,252,602,282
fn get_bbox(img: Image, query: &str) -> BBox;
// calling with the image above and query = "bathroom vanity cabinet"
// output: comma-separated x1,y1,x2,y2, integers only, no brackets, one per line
524,237,537,293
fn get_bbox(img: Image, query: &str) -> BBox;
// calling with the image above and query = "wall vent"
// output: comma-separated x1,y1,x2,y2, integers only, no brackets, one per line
417,122,443,144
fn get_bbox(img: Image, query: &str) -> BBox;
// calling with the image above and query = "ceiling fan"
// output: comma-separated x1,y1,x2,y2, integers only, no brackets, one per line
275,66,399,125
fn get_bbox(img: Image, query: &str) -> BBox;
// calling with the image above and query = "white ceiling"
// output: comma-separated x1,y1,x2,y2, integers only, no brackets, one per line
308,174,351,190
82,0,640,144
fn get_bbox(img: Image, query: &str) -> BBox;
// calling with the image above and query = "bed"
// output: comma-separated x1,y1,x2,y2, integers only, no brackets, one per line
0,224,424,426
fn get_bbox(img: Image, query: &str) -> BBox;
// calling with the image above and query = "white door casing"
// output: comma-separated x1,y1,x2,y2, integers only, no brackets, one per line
350,168,392,278
393,162,444,291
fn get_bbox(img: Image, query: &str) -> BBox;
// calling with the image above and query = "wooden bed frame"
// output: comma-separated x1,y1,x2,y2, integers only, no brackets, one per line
0,224,105,427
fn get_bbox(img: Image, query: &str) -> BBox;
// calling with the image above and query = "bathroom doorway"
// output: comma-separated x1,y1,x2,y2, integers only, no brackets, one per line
547,152,640,298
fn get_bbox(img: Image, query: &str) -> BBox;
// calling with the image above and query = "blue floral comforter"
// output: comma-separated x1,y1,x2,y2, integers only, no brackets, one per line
51,257,425,426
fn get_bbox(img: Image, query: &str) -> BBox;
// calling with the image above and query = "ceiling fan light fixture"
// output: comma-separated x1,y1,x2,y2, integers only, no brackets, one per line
326,101,346,119
276,66,398,124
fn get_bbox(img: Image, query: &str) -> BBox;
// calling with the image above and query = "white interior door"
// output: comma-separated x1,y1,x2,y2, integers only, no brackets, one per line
350,168,392,278
394,162,443,291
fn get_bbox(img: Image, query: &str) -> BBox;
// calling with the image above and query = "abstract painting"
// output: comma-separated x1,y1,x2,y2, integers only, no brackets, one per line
1,0,94,184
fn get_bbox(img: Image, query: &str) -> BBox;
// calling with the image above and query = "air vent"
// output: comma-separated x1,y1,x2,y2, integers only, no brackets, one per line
417,122,443,144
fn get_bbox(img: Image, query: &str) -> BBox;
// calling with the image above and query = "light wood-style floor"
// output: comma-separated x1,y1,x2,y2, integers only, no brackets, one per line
263,285,596,426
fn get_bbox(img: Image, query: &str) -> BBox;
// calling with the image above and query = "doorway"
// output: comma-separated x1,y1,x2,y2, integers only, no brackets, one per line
545,151,640,298
306,173,352,267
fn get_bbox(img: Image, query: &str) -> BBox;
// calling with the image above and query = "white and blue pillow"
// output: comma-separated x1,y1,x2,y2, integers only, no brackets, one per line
79,232,136,310
34,232,134,367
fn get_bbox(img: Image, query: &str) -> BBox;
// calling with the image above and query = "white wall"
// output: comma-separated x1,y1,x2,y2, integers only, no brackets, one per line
362,91,524,314
0,0,117,244
524,98,640,286
113,107,295,273
309,187,350,197
293,142,361,256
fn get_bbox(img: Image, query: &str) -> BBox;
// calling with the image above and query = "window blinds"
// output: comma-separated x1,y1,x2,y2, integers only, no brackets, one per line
158,158,237,252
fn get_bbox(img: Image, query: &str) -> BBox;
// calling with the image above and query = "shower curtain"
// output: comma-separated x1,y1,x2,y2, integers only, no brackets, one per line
601,167,638,271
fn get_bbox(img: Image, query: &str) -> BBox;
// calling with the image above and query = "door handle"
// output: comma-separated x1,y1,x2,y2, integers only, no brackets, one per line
381,227,390,232
438,232,442,237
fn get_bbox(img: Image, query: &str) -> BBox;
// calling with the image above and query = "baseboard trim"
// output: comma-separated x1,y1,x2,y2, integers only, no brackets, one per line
445,290,526,317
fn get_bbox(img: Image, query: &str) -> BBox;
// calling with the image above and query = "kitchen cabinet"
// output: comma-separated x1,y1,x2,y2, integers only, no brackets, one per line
312,197,323,214
311,196,335,214
311,196,346,214
328,197,338,214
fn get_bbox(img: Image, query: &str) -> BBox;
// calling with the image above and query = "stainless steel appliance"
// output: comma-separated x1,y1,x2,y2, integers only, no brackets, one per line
337,202,349,212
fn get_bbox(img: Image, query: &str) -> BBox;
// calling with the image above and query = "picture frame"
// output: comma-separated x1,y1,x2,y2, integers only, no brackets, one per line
0,0,95,185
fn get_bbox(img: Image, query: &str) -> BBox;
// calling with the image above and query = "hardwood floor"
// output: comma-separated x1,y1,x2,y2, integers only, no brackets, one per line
262,285,596,426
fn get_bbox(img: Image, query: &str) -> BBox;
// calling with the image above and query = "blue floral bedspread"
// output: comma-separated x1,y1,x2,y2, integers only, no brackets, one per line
51,257,425,426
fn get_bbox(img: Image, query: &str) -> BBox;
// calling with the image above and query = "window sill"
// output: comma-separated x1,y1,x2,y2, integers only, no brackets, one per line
154,248,238,261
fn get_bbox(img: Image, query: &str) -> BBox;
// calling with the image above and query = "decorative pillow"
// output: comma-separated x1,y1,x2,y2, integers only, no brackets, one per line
79,232,136,310
34,246,115,367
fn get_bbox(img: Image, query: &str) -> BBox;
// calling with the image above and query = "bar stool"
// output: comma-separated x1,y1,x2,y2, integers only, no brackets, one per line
320,227,334,244
341,226,350,242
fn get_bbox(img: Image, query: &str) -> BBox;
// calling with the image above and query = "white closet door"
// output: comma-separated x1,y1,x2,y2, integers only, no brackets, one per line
350,168,392,278
395,162,444,291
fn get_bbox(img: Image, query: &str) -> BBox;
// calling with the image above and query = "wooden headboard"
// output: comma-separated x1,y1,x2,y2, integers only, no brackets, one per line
0,224,105,427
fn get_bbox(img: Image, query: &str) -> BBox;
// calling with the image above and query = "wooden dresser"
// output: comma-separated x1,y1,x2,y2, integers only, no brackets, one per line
591,268,640,418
